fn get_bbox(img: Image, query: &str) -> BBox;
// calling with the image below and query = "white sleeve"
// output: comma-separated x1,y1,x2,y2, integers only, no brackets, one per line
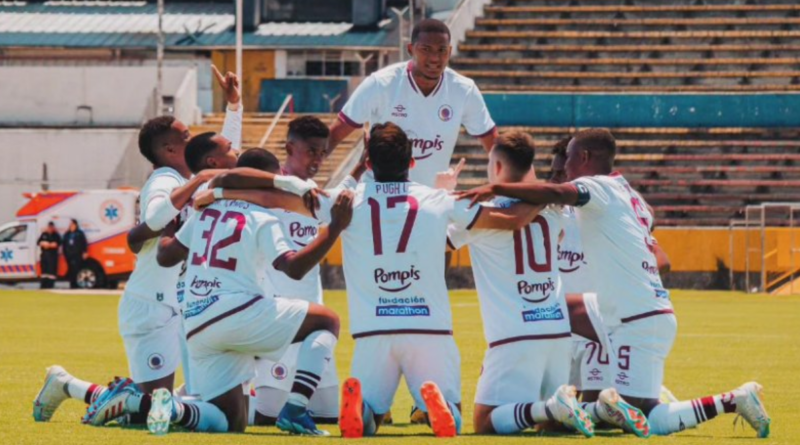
339,75,379,128
220,104,243,150
325,175,358,195
570,177,609,214
314,192,340,225
446,194,484,230
257,218,294,266
143,175,182,231
446,223,472,250
175,212,196,249
461,83,496,138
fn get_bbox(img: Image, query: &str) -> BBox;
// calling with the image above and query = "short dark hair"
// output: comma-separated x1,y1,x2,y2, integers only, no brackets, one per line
185,132,219,174
552,135,572,158
288,116,329,142
571,128,616,160
411,19,451,43
138,116,176,165
368,122,412,182
236,148,280,173
494,131,535,176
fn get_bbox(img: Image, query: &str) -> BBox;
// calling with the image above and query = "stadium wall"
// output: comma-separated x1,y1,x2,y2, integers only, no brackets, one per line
482,93,800,127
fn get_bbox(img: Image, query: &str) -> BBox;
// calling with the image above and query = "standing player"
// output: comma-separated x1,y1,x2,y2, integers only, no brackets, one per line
447,132,594,437
456,129,771,438
252,116,365,426
149,163,354,436
33,67,243,425
316,123,550,438
328,19,497,187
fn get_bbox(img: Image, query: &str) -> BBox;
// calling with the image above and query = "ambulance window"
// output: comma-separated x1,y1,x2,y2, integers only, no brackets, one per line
0,225,26,243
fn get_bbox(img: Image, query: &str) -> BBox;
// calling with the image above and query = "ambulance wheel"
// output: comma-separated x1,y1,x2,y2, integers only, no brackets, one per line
76,261,106,289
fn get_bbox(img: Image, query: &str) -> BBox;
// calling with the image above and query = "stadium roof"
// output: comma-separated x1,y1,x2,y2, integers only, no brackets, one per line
0,2,396,50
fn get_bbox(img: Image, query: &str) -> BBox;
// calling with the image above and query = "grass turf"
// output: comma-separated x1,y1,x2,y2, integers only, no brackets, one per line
0,289,796,444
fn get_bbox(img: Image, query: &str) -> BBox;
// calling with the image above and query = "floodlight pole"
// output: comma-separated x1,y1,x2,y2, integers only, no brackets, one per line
156,0,164,115
235,0,243,83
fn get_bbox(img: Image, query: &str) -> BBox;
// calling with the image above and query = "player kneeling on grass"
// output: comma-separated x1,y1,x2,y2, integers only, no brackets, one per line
142,154,352,436
455,128,771,439
446,131,594,437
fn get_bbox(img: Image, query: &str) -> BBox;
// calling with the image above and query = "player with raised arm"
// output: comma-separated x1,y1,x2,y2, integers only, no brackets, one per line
328,19,497,187
447,132,594,437
145,159,353,436
33,67,243,425
312,122,547,438
456,129,771,439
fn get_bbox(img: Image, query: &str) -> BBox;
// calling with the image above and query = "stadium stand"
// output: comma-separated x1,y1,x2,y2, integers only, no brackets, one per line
452,0,800,92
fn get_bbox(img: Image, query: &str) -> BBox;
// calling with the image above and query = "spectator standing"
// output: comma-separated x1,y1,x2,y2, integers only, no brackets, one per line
63,219,88,289
38,222,61,289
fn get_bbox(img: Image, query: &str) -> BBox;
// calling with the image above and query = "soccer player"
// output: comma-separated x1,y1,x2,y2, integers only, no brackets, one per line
145,157,353,436
32,67,244,424
456,128,772,438
327,18,497,187
251,116,365,426
315,123,544,438
447,131,594,437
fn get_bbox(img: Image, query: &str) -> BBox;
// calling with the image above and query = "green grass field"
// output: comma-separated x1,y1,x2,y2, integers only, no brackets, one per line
1,289,797,444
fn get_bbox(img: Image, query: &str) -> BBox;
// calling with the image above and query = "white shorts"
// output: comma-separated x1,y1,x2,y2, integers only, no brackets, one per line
253,343,339,391
187,296,308,402
351,334,460,415
118,293,182,383
608,312,677,399
569,338,612,392
475,337,571,406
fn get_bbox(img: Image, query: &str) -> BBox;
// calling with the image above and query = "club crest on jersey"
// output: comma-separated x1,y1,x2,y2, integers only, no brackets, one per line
521,303,564,323
392,104,408,118
438,105,453,122
271,363,288,380
517,277,555,303
147,353,164,370
374,266,420,293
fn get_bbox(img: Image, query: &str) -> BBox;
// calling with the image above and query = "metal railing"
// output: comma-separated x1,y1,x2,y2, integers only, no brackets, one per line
258,94,294,148
446,0,492,55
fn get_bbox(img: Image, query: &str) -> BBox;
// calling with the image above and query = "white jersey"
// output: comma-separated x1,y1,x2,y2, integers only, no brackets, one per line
448,199,571,346
176,200,293,332
339,61,495,186
125,167,186,308
571,173,672,327
261,209,323,304
318,181,482,337
558,206,592,294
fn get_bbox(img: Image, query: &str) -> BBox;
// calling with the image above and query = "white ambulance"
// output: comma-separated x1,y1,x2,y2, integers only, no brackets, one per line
0,189,138,288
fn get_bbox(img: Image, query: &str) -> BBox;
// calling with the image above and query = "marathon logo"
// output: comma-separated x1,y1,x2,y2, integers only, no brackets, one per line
189,276,221,297
558,247,586,272
183,296,219,319
374,266,421,292
521,303,565,323
376,305,430,317
655,288,670,299
412,135,444,160
517,277,555,303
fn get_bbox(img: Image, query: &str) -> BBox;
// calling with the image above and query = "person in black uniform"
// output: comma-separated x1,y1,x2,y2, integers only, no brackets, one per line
63,219,88,289
38,222,61,289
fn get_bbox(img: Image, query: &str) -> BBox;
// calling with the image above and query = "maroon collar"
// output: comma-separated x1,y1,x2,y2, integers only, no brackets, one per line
406,61,444,98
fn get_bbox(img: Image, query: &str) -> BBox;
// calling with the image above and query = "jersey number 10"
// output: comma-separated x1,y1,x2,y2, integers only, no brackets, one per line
513,215,552,274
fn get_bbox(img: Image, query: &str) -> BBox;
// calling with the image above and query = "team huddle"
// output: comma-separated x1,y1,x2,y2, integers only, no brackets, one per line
32,19,770,439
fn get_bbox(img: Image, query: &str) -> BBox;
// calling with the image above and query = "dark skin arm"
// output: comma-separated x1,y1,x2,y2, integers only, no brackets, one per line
454,182,579,208
478,128,498,153
193,189,313,217
326,119,358,157
155,221,186,268
127,222,162,254
274,191,354,280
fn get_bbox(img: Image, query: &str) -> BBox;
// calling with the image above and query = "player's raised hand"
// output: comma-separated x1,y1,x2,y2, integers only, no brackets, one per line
212,65,240,105
452,184,495,208
303,188,329,213
435,158,466,191
193,189,216,210
329,190,354,232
